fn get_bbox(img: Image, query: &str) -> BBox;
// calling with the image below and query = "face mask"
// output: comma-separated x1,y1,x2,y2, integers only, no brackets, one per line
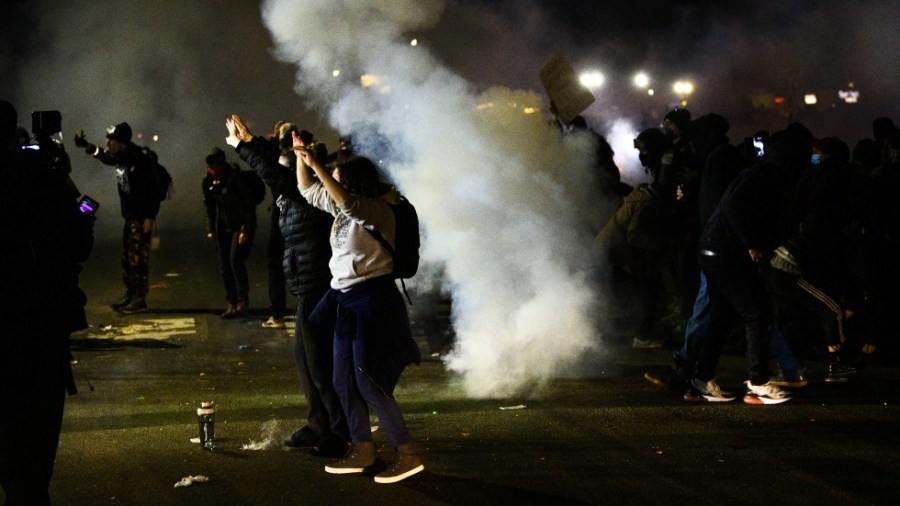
207,165,224,180
810,153,822,165
639,153,651,168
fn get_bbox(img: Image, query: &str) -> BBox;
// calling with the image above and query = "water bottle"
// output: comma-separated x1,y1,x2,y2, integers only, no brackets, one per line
197,401,216,450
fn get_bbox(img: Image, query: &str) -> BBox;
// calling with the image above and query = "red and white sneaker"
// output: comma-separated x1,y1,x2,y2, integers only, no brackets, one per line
743,380,791,405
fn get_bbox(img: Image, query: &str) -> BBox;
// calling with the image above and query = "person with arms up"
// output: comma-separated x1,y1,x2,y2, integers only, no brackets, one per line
295,134,424,484
74,122,167,313
226,114,349,458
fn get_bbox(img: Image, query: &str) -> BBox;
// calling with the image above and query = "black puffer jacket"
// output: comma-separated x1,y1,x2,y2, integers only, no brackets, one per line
236,137,332,295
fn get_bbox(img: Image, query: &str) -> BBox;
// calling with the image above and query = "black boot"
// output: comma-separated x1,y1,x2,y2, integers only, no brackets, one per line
110,292,133,311
825,352,857,382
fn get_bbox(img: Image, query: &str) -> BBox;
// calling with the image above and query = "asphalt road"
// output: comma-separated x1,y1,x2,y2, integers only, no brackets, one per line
10,226,900,506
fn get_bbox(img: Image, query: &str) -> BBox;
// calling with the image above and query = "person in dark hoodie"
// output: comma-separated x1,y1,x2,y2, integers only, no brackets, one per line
74,122,161,314
645,113,743,392
596,128,674,348
687,124,813,405
225,114,349,458
766,136,859,382
202,147,259,318
1,100,94,504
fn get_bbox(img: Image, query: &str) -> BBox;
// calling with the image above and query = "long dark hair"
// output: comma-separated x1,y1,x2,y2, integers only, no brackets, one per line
336,156,388,198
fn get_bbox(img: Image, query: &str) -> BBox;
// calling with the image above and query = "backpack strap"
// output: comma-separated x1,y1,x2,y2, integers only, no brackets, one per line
364,226,412,305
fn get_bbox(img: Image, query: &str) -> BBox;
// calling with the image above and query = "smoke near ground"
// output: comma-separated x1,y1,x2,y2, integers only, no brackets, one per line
262,0,605,398
3,0,898,398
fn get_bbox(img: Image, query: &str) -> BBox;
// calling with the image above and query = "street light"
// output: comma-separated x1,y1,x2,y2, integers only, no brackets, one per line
672,80,694,96
579,71,605,90
633,72,650,89
672,80,694,107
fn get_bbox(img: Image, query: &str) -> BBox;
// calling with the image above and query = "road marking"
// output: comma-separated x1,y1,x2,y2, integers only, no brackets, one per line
95,317,197,340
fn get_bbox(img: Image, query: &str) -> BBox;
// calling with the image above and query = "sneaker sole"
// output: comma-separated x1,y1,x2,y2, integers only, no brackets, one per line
770,380,808,388
743,394,790,405
684,391,735,403
324,465,368,474
643,372,667,387
374,464,425,484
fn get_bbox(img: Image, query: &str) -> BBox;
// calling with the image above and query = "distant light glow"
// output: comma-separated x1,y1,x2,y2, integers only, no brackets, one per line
672,80,694,95
839,90,860,104
774,96,785,104
579,71,605,90
410,38,418,46
476,102,495,111
360,74,381,88
522,107,537,115
152,134,159,142
804,94,818,105
633,72,650,88
332,69,341,77
647,89,655,96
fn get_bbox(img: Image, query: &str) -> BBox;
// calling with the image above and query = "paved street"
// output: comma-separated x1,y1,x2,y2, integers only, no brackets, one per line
14,227,900,505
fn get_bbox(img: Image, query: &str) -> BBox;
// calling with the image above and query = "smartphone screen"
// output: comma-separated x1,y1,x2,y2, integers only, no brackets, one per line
752,137,765,157
79,196,99,214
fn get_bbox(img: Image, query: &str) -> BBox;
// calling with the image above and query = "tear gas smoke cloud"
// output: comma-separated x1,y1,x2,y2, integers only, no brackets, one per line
262,0,605,398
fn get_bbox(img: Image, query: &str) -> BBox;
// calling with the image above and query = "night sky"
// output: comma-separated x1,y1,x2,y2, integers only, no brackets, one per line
2,0,898,231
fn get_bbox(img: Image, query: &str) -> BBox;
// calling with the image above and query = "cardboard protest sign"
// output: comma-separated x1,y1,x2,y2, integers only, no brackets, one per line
539,53,595,124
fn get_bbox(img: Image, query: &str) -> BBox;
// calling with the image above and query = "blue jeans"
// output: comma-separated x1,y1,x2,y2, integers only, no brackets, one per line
769,322,803,373
333,336,410,447
672,271,710,378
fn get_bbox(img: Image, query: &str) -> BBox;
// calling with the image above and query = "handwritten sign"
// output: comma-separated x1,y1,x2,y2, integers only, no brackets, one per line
539,53,595,124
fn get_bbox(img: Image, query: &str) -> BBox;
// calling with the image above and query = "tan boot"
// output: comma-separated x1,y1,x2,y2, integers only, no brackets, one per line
324,441,375,474
374,443,424,484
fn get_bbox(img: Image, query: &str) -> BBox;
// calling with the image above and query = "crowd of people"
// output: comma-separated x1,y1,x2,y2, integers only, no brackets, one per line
590,106,899,405
5,89,899,501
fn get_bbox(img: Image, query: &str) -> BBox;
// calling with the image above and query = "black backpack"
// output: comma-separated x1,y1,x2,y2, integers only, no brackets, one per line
140,146,173,202
366,194,420,303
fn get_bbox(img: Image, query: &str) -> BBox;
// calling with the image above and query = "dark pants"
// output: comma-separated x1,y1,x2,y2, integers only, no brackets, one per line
267,208,286,319
334,335,411,446
766,268,845,348
293,288,347,441
0,348,68,506
121,219,151,297
328,281,415,447
672,271,711,379
215,230,253,305
698,254,773,385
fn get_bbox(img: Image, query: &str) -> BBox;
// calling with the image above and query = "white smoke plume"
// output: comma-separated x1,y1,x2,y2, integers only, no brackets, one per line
261,0,605,398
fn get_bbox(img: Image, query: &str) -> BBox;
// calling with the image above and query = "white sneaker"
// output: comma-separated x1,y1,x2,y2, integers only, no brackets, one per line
743,380,791,405
685,378,735,402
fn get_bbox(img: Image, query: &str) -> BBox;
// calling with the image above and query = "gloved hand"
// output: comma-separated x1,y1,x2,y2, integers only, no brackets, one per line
73,131,89,148
74,131,97,154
